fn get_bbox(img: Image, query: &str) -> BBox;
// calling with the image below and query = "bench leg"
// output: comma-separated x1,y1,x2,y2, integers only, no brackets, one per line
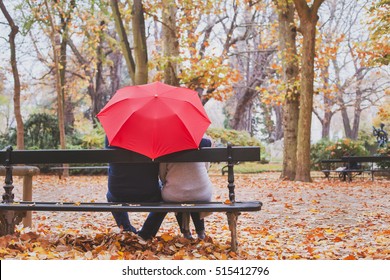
181,212,190,233
226,212,239,252
0,210,25,236
23,175,33,228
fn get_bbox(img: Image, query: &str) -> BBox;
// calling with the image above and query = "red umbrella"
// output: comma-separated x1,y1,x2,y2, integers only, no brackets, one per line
97,81,211,159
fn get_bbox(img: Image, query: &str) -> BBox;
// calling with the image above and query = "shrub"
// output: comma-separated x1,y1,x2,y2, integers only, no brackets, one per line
310,138,369,170
375,143,390,169
206,127,267,162
0,113,60,150
0,129,16,149
206,127,261,146
71,123,105,149
24,113,60,149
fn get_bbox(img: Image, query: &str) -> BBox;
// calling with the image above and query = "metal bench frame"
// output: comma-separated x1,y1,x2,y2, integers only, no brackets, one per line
0,145,262,252
321,156,390,181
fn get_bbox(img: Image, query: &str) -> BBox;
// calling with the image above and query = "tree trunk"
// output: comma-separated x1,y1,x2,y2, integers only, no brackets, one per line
110,0,148,85
60,23,71,134
275,0,299,180
230,87,258,131
351,87,363,140
340,103,352,138
0,0,24,149
295,22,316,182
162,0,180,86
293,0,324,182
110,0,136,83
44,0,66,152
322,109,332,139
273,105,284,141
67,25,109,125
132,0,148,85
109,50,122,97
93,26,105,121
58,0,76,136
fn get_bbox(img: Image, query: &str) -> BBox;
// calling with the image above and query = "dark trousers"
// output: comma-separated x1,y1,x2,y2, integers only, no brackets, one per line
106,191,166,239
176,212,205,233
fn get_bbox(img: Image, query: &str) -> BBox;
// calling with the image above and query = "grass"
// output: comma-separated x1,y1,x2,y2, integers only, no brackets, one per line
210,162,282,174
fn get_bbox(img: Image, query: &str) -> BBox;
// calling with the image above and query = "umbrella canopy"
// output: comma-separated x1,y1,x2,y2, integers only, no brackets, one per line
97,81,211,159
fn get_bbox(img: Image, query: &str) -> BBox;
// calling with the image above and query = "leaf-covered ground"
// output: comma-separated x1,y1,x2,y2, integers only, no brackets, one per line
1,173,389,260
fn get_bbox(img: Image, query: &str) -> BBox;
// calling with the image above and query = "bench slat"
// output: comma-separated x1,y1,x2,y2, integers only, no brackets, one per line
0,201,262,212
0,147,260,164
341,156,390,162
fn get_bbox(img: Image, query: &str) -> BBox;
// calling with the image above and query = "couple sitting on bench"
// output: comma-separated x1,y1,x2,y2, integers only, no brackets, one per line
106,137,213,240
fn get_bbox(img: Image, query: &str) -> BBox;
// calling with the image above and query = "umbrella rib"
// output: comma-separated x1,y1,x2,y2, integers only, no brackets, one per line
160,96,210,122
109,96,161,144
172,113,201,145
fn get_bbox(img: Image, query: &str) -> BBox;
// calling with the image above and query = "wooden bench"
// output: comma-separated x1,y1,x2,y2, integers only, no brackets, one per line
321,156,390,181
50,165,108,178
0,145,262,252
0,165,39,227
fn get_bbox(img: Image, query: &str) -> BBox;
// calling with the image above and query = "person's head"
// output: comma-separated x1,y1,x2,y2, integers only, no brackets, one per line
199,137,212,148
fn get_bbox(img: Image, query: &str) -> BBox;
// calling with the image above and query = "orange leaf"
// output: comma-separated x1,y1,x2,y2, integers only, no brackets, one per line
333,236,343,242
161,233,174,242
343,255,357,260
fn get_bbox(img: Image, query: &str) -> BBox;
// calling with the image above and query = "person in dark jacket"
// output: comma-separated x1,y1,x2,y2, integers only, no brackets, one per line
105,137,166,239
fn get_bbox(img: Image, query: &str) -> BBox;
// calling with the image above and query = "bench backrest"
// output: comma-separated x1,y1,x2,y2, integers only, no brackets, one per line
0,146,260,165
341,156,390,163
1,145,260,204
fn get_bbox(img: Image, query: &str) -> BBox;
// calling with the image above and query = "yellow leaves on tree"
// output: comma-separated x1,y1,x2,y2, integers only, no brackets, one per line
179,57,241,102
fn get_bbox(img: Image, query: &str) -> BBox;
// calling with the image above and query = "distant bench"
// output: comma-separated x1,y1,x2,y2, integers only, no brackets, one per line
50,165,108,178
321,156,390,181
0,145,262,252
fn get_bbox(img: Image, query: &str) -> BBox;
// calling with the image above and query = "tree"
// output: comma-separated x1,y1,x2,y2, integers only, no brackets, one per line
313,0,389,140
367,0,389,66
161,0,179,86
224,1,277,131
43,0,69,152
293,0,325,182
66,1,121,124
0,70,12,135
368,0,390,128
274,0,300,180
110,0,148,85
0,0,24,149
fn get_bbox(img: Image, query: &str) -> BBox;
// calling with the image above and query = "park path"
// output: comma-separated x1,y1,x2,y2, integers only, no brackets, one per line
1,173,389,260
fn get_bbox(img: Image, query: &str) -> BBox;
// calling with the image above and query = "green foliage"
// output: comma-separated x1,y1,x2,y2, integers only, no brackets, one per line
358,129,378,154
0,129,16,149
70,123,105,149
206,127,267,162
375,143,390,169
310,138,369,170
24,113,60,149
209,162,282,174
207,127,262,146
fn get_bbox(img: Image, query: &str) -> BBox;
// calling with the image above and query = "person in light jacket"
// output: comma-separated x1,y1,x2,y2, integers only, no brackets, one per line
159,137,213,239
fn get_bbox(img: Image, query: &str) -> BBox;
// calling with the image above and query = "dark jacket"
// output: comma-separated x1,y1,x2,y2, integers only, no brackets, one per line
105,137,161,202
